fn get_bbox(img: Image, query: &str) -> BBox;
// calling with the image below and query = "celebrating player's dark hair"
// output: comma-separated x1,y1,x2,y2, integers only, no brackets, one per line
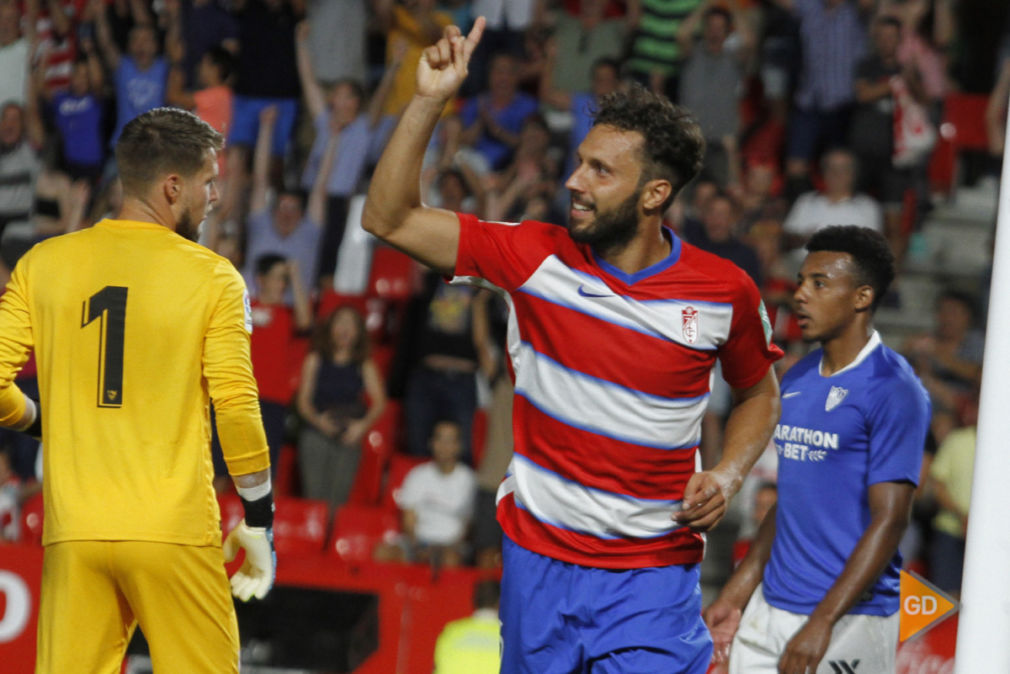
806,225,896,312
115,107,224,196
592,83,705,209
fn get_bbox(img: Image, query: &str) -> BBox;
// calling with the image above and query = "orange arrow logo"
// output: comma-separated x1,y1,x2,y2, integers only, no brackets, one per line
900,570,959,642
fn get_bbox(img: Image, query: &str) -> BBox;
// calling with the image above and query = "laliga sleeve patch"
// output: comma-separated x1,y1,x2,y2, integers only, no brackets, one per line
243,290,253,333
759,300,772,346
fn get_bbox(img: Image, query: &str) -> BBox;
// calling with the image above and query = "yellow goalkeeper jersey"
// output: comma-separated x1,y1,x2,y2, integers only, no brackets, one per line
0,219,270,546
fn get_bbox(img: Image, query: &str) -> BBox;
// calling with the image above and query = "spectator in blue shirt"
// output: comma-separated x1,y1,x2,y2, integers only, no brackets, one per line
460,52,539,171
94,2,168,146
46,40,106,185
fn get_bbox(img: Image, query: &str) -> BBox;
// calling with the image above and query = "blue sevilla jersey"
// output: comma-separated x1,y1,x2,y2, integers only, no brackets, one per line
763,332,930,616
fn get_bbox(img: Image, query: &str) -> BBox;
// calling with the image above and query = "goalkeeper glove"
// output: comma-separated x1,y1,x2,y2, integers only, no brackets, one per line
223,520,276,601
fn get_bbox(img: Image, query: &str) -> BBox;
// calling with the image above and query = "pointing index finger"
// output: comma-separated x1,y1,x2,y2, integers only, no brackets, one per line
463,16,486,59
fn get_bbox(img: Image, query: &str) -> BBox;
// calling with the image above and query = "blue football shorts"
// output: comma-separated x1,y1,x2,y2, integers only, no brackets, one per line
500,535,712,673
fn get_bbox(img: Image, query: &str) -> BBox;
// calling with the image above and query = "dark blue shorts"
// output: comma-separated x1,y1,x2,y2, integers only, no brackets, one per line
786,105,852,163
228,95,298,155
500,536,712,673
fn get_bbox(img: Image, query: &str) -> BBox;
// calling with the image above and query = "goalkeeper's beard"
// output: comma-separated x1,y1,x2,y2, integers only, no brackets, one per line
176,209,203,242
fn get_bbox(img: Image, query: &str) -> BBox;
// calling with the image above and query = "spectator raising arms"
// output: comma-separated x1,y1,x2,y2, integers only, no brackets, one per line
296,19,401,282
223,0,302,221
240,104,328,295
0,1,33,106
42,39,107,186
93,0,168,145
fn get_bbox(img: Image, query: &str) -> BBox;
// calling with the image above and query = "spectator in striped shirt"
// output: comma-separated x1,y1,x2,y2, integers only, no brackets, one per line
777,0,871,196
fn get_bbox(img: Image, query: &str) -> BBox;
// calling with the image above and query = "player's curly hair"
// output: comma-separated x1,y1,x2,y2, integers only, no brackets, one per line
116,107,224,197
592,84,705,210
806,225,896,312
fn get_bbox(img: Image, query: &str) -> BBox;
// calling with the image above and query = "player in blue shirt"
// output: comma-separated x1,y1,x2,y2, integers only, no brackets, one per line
704,225,931,674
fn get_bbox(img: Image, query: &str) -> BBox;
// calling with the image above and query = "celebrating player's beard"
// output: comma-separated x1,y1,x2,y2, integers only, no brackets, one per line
567,189,640,251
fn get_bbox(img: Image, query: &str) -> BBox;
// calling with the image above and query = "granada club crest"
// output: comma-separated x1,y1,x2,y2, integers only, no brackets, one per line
825,386,849,412
682,306,699,345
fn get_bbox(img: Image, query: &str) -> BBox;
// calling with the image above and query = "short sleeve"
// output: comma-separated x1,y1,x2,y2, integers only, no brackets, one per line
717,269,782,389
866,376,930,486
454,214,557,292
460,469,477,520
783,195,812,235
460,97,479,127
396,465,424,510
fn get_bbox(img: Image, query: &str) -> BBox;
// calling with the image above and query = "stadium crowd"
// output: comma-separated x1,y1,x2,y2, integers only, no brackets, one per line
0,0,1007,620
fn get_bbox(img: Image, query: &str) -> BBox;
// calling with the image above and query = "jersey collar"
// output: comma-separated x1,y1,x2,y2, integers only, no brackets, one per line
819,330,882,377
592,226,682,286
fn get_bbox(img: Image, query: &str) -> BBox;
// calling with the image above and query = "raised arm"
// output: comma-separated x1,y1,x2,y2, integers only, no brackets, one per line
24,57,47,149
286,259,313,332
294,20,326,121
361,19,486,276
538,38,572,111
127,0,154,27
676,0,712,56
306,132,337,227
778,481,915,674
163,0,185,67
250,105,277,215
45,0,71,40
166,66,196,108
92,0,121,70
366,38,406,127
81,37,105,93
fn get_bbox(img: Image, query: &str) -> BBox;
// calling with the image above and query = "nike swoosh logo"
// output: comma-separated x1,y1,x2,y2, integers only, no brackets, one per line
782,391,802,399
577,285,612,298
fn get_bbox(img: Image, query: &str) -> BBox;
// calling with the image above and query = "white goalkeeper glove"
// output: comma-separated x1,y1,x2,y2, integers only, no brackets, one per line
223,519,276,601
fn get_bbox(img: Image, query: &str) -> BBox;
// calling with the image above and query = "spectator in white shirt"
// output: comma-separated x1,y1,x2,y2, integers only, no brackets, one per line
376,420,478,568
783,148,882,247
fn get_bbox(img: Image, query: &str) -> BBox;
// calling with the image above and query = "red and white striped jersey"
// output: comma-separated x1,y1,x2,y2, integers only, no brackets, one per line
455,214,782,569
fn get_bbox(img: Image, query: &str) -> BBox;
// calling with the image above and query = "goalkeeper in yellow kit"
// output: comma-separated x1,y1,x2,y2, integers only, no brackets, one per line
0,108,275,673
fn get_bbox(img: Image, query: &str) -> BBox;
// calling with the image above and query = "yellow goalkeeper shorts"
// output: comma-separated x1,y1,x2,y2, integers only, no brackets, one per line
36,540,239,673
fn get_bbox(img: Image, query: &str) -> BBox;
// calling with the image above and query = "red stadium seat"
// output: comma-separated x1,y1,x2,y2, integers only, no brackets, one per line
381,453,427,513
347,402,403,505
219,494,329,555
471,409,487,469
371,344,395,381
368,246,417,301
19,491,44,545
274,445,299,498
327,504,400,563
929,93,991,195
272,498,330,555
